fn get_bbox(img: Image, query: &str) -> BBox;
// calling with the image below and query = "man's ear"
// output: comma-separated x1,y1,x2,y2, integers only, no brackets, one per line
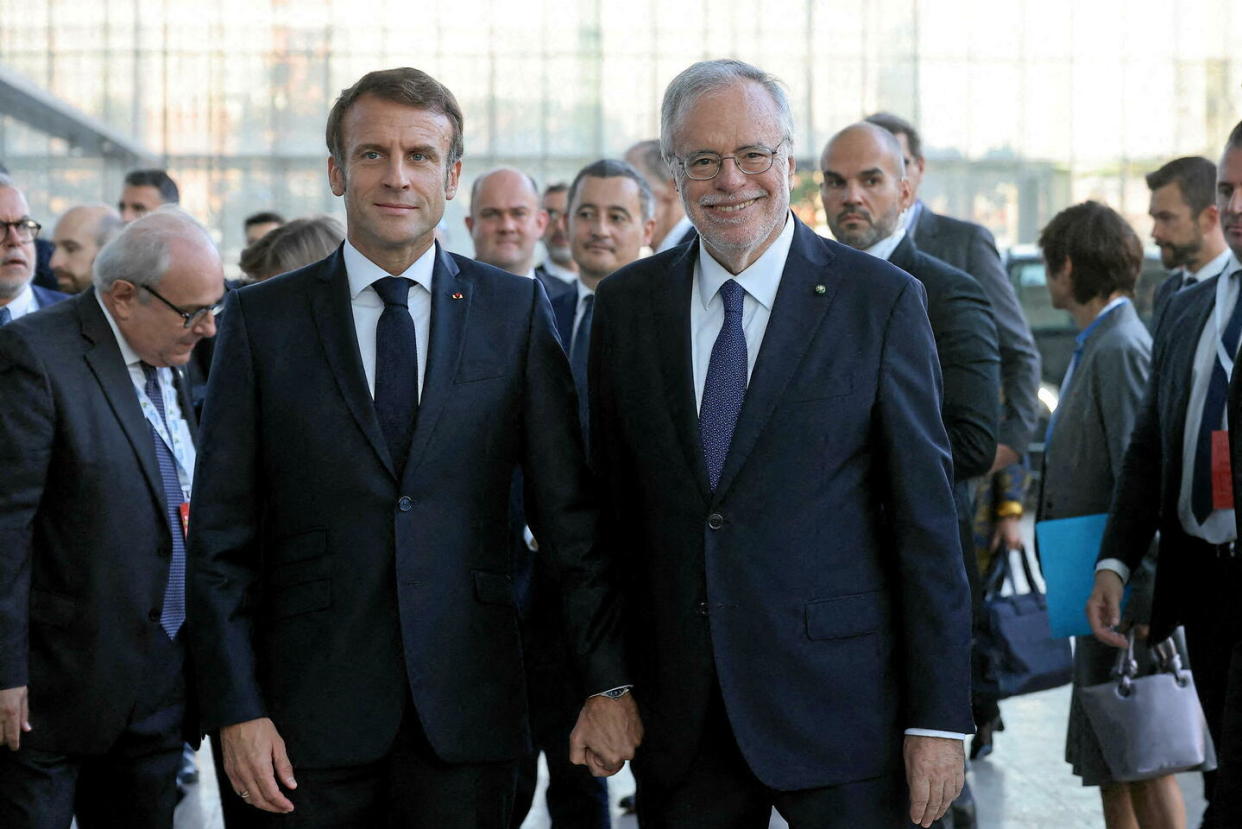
328,155,346,197
444,160,462,200
107,279,139,320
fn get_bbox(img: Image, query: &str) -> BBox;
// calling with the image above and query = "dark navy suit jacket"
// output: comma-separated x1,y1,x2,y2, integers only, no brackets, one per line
0,290,197,753
187,244,625,769
31,284,69,310
588,219,974,791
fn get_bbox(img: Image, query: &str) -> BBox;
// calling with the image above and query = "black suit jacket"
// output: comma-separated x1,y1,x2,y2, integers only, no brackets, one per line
589,219,973,791
1098,276,1220,642
0,290,197,753
888,235,999,481
535,264,575,303
912,204,1041,452
187,244,625,769
1150,270,1189,335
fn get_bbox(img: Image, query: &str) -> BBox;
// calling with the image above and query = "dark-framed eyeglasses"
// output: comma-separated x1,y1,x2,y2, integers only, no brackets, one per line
142,284,225,329
0,218,41,242
675,139,788,181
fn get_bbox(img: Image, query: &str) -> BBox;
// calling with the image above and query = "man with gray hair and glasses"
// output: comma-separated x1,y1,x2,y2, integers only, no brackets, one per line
0,174,68,325
0,207,224,828
584,59,973,827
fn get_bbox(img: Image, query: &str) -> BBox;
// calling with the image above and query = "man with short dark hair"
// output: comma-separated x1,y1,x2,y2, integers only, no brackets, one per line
49,204,124,294
540,183,578,285
243,211,285,246
188,67,637,827
0,175,67,323
466,167,571,301
624,139,696,253
592,60,972,828
1146,156,1230,329
119,170,180,223
1092,120,1242,828
0,208,224,828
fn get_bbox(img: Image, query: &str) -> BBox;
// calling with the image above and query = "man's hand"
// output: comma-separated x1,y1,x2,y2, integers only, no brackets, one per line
0,686,30,750
904,735,964,828
1086,570,1128,649
569,693,643,777
988,443,1021,474
990,517,1023,554
220,717,297,813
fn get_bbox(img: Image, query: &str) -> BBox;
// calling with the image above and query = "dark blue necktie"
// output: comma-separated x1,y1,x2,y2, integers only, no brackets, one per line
372,277,419,476
141,364,186,640
700,279,748,491
0,306,11,326
570,293,594,436
1192,271,1242,522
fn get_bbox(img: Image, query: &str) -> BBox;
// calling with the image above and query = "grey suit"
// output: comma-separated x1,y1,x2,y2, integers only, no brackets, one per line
912,203,1041,453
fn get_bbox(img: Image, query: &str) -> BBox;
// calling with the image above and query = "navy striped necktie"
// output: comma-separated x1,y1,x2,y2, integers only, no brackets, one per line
141,363,186,639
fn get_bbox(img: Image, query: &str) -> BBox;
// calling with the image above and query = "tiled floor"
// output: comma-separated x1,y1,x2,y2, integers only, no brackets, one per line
174,682,1208,828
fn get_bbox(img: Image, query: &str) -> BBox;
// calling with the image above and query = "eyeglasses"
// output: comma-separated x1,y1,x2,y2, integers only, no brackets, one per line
143,284,225,329
675,140,787,181
0,219,41,242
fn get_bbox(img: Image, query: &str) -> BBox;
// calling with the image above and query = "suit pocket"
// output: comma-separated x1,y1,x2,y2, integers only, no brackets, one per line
29,589,76,629
785,372,855,403
473,570,515,606
455,360,506,384
269,579,332,619
805,591,883,640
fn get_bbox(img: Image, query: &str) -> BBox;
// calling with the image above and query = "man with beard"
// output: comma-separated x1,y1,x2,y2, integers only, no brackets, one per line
586,60,972,827
540,183,578,286
624,140,697,253
49,205,124,294
1146,156,1230,331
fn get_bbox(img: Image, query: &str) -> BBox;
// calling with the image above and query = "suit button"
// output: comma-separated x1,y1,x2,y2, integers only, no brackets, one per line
696,601,710,616
707,513,724,530
398,496,414,512
148,609,161,622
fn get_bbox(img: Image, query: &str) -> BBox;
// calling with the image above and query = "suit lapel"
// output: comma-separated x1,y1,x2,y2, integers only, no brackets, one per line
401,246,468,482
712,220,838,500
651,245,712,500
77,291,164,507
309,249,396,479
1166,280,1217,471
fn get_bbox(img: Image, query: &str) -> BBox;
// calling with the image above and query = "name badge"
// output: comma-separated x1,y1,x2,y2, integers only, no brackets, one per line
1211,430,1234,511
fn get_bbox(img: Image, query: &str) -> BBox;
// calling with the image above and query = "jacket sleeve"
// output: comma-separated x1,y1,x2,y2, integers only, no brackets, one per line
186,290,269,730
0,329,53,690
935,274,1001,480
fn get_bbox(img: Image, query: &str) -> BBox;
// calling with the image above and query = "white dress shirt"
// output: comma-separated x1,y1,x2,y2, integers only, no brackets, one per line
862,227,907,263
658,215,697,254
3,283,39,322
541,259,578,284
96,291,197,493
690,215,964,742
1098,251,1242,583
343,240,434,399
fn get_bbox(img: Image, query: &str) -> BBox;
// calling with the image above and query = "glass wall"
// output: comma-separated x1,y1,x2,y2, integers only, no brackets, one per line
1,0,1239,273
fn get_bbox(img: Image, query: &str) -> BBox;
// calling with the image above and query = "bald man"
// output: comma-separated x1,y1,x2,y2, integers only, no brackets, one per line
466,167,572,302
50,205,124,294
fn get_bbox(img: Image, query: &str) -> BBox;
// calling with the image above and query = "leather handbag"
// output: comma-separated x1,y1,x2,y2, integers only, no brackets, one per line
1078,630,1216,782
978,547,1073,698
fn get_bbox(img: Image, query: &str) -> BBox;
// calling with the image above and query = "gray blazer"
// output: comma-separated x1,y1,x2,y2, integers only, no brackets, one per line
1039,300,1154,618
912,204,1042,453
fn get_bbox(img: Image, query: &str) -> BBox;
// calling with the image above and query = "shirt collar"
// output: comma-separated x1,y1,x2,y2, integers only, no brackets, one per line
542,259,576,281
696,212,794,311
576,279,594,301
1191,247,1236,280
657,215,697,253
902,199,925,233
94,290,143,369
4,282,36,320
863,227,907,262
343,239,437,299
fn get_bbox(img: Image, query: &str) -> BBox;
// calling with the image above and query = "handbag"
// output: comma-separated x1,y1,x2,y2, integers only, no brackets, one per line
977,547,1073,698
1078,629,1216,782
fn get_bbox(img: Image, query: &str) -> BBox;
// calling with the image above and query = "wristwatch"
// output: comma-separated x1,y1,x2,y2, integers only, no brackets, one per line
594,685,633,700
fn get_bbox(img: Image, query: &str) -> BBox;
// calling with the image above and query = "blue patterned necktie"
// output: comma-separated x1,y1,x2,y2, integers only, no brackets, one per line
1191,270,1242,523
372,276,419,476
141,363,186,640
0,306,11,326
570,293,594,436
699,279,748,491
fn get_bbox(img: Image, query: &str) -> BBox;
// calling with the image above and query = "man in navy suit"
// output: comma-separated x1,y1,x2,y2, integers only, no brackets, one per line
187,67,639,827
588,59,972,828
0,208,225,828
0,175,68,325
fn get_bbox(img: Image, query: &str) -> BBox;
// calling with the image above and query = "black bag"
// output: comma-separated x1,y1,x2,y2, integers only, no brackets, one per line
978,547,1073,699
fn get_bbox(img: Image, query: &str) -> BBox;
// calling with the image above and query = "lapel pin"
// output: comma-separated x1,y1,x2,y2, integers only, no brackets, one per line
814,284,826,295
450,292,464,300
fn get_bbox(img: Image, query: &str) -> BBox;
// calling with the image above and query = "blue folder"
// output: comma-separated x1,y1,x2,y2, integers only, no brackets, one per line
1034,513,1122,638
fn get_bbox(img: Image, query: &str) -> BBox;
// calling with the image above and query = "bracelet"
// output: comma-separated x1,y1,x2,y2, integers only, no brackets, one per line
994,500,1024,520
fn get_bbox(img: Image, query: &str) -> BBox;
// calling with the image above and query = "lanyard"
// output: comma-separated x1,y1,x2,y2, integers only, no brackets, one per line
1213,264,1241,376
135,367,193,498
